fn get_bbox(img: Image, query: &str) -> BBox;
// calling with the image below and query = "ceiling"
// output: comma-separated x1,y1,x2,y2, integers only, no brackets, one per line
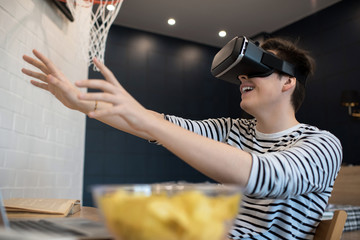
113,0,342,48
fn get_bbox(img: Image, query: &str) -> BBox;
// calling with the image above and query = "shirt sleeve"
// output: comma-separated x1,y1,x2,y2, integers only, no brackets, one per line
243,131,343,199
165,115,233,143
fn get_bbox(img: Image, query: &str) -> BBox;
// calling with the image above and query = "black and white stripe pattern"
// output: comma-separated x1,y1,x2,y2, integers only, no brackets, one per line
165,115,343,240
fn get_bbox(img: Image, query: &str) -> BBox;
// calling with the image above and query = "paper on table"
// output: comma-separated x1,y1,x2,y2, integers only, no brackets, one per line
4,198,80,217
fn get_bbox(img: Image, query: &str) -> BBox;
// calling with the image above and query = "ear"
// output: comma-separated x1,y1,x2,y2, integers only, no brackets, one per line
282,76,296,92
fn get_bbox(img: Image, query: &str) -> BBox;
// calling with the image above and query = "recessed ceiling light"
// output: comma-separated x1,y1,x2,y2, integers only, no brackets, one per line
168,18,176,25
107,4,115,11
219,30,227,37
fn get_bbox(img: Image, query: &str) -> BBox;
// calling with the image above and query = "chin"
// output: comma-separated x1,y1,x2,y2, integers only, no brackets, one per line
240,101,248,111
240,102,255,117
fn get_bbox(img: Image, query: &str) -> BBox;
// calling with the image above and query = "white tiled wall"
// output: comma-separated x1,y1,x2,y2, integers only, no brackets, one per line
0,0,90,201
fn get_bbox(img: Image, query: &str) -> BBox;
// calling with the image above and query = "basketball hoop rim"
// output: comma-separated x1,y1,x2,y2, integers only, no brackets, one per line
58,0,122,5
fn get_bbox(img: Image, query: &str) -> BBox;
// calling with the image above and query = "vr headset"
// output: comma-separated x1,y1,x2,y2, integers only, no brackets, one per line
211,36,307,85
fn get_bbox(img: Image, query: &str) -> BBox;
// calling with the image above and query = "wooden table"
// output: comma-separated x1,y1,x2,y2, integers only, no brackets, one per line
328,166,360,240
342,230,360,240
71,206,114,240
69,206,104,222
75,207,360,240
11,206,358,239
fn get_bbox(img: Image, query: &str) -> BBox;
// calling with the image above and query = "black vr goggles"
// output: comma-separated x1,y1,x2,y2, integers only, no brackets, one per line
211,36,307,85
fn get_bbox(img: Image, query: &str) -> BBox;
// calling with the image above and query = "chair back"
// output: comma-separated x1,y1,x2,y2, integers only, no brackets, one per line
314,210,347,240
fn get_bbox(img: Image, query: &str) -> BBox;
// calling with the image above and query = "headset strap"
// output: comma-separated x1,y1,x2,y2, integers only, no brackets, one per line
261,52,307,85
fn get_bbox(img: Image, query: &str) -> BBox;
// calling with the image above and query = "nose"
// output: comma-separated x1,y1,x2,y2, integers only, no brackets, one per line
238,74,248,83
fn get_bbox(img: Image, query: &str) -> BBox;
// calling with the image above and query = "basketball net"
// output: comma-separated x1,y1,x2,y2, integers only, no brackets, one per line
63,0,123,71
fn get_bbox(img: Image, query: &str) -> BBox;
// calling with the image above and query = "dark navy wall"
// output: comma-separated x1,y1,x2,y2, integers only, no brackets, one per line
83,26,242,206
83,0,360,206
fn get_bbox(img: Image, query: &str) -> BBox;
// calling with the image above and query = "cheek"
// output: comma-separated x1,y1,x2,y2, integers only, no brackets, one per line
241,86,279,108
259,83,282,99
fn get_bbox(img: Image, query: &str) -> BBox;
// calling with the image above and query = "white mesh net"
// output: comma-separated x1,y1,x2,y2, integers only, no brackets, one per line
65,0,123,71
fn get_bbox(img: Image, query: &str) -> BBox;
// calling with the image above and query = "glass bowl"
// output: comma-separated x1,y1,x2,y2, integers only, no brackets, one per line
92,183,242,240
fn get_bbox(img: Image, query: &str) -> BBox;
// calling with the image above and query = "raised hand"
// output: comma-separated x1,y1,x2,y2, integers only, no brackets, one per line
75,58,153,133
22,49,88,112
22,49,163,140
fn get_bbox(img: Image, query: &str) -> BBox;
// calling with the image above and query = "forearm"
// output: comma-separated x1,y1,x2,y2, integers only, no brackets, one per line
67,59,252,185
146,117,253,186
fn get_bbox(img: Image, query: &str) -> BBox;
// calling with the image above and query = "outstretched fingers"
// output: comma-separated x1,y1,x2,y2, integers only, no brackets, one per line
28,74,63,93
31,49,61,76
93,58,122,87
23,53,50,75
30,80,49,91
75,79,118,94
21,68,48,83
78,92,120,106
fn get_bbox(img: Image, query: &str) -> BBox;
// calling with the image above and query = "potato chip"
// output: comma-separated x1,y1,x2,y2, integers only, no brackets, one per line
98,189,241,240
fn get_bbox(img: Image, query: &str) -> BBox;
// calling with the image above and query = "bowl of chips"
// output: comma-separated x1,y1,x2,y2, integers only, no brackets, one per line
92,183,242,240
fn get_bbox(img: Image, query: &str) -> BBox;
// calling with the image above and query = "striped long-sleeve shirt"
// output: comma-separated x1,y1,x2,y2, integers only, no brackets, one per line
165,115,343,240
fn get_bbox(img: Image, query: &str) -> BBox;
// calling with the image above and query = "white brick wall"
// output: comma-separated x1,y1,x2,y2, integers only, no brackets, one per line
0,0,90,201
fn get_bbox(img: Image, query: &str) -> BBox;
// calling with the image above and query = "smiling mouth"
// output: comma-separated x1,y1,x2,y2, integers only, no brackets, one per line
241,86,254,94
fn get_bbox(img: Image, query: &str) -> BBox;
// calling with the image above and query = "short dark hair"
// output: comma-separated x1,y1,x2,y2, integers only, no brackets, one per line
261,37,315,112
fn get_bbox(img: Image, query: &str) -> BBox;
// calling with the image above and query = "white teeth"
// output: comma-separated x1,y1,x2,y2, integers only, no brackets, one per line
242,87,254,92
